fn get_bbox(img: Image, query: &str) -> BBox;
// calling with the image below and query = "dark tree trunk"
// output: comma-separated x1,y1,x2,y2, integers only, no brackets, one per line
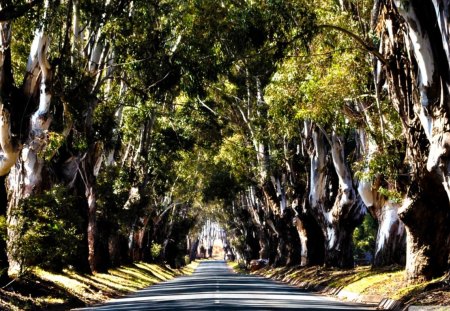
400,173,450,282
305,125,364,268
190,238,199,261
108,233,122,267
0,176,8,283
81,141,107,273
284,210,302,266
293,211,325,266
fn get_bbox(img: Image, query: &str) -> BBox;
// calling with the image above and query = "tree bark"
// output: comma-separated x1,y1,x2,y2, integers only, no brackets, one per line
306,123,364,268
6,24,53,275
356,129,406,266
375,0,450,281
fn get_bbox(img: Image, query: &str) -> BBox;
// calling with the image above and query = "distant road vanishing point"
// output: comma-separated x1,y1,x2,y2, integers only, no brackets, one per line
75,260,375,311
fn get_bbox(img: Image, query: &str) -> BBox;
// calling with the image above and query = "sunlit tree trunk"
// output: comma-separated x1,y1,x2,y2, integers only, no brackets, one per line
375,0,450,282
5,5,54,273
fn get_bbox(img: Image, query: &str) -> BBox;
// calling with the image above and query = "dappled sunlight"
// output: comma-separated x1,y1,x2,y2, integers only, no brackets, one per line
0,262,198,310
0,287,38,311
133,263,175,281
105,270,154,289
115,267,160,285
341,270,405,295
124,264,175,281
63,270,120,295
34,267,103,302
88,273,141,293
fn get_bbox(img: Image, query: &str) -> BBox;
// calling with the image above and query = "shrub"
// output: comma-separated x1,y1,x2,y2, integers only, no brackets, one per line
353,213,377,264
150,243,162,260
184,255,190,265
9,185,83,273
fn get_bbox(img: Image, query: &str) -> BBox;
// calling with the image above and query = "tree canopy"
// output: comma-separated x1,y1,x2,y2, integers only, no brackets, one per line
0,0,449,287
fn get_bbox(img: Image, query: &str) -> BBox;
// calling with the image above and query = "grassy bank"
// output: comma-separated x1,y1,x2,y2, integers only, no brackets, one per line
230,262,450,307
0,261,198,310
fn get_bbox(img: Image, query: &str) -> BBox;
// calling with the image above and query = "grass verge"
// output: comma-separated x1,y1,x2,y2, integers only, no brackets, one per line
230,263,450,307
0,261,198,311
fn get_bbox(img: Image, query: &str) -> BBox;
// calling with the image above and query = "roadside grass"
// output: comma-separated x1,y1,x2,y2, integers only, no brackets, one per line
231,263,450,307
227,261,247,274
0,261,198,311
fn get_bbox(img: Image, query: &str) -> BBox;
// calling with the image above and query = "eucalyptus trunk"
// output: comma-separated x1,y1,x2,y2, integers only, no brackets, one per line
375,0,450,282
356,129,406,266
5,19,53,275
306,123,365,268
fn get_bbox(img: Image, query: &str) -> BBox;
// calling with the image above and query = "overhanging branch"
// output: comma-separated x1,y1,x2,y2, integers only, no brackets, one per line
318,24,387,66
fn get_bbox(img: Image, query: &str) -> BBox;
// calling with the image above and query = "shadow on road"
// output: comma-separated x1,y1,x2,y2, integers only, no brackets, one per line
75,260,375,311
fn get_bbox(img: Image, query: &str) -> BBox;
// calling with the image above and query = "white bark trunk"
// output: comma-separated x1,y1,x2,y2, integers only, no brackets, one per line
356,128,405,265
293,216,308,266
306,122,364,267
0,106,19,176
308,126,327,208
330,133,355,209
21,31,51,196
395,2,435,141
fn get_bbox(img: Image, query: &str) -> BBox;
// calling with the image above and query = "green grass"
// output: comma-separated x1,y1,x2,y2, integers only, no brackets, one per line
227,260,247,274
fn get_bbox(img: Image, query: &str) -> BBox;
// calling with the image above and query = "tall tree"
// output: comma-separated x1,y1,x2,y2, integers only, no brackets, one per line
374,0,450,282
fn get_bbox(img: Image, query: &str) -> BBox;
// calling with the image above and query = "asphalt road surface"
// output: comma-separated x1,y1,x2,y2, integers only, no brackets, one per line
77,260,375,311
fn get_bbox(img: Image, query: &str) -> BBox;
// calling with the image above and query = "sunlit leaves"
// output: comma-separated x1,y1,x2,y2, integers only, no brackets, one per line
215,134,256,185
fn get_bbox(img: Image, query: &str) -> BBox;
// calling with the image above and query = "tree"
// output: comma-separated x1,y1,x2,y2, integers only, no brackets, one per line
373,0,450,282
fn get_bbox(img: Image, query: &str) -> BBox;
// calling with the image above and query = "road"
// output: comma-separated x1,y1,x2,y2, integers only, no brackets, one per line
77,260,375,310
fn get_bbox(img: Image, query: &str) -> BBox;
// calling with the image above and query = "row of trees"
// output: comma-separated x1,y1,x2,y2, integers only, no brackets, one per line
0,0,448,286
200,0,450,284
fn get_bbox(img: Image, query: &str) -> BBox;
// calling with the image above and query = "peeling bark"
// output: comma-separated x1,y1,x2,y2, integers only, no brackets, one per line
375,0,450,281
306,124,364,268
6,24,53,275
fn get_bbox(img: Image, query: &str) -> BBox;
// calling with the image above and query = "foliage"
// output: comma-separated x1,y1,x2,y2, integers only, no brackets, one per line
353,214,377,261
353,147,404,183
151,243,162,260
0,0,412,280
40,132,65,161
9,185,83,272
0,216,6,242
353,140,405,202
96,166,133,237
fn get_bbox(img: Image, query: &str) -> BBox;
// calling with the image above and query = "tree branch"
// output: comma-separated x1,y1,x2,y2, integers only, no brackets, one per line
318,24,387,65
0,0,43,21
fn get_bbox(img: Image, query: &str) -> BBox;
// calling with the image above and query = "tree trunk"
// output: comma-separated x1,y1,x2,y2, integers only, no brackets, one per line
0,176,8,283
0,21,19,177
306,123,364,268
0,18,16,282
375,0,450,281
356,129,406,266
6,23,53,275
189,238,199,261
293,208,325,266
283,209,302,266
81,141,105,272
400,173,450,282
